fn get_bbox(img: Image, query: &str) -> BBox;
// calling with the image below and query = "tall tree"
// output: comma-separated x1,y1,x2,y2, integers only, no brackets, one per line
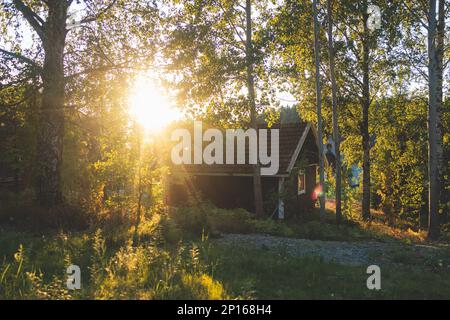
312,0,325,217
245,0,264,217
399,0,448,237
326,0,342,223
360,0,371,220
426,0,440,239
331,1,398,221
436,0,447,223
12,0,73,207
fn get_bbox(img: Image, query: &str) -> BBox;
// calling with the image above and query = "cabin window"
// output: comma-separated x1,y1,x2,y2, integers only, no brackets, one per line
298,170,306,195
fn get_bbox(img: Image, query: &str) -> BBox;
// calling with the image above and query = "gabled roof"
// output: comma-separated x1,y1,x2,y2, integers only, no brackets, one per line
173,122,317,177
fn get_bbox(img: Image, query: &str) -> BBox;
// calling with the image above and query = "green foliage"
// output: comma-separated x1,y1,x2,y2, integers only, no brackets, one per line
0,244,72,300
371,97,428,225
164,0,278,127
167,205,254,236
0,224,230,300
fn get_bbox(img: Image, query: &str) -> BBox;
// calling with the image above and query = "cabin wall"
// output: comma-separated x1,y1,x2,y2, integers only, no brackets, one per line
168,167,317,218
167,175,278,213
281,165,316,218
283,130,319,218
291,165,317,214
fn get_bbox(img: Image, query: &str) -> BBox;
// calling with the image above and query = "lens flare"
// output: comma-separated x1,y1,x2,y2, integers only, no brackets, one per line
128,76,180,132
312,184,323,200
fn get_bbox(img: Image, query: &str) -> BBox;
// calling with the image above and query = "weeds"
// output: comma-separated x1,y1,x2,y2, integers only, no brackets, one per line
0,220,230,300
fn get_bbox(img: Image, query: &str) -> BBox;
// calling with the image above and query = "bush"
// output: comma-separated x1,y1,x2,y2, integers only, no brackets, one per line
167,205,254,237
168,207,211,237
167,205,367,241
207,208,254,234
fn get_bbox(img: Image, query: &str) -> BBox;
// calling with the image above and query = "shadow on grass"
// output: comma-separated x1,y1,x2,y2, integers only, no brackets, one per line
206,243,450,300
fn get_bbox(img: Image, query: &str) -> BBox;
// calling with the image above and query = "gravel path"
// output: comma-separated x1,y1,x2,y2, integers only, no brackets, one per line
215,233,448,266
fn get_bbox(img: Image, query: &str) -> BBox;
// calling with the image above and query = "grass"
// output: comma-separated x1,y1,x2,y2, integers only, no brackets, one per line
2,228,449,300
0,225,230,300
206,244,450,300
1,203,449,300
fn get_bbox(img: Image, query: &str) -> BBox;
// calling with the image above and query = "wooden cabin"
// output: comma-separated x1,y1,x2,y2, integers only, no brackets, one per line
167,122,320,219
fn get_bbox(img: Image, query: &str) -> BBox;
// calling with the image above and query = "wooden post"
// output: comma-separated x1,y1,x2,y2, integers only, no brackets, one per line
278,178,285,219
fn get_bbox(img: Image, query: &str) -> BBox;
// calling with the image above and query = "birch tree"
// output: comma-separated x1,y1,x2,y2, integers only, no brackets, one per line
400,0,448,238
326,0,342,223
313,0,325,217
245,0,264,217
426,0,440,239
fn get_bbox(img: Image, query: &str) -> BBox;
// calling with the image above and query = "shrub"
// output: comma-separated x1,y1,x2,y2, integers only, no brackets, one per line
207,208,254,234
157,214,183,244
169,207,211,237
167,205,254,237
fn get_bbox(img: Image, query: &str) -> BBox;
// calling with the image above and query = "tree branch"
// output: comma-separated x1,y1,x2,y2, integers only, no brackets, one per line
64,62,130,81
12,0,44,40
215,0,245,44
0,48,43,72
76,0,118,25
400,0,429,30
0,84,42,109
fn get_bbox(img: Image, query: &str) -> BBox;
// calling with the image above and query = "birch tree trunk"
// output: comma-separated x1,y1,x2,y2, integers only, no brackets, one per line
36,1,70,207
361,0,371,221
436,0,446,223
327,0,342,223
245,0,264,217
427,0,440,239
313,0,325,217
12,0,71,207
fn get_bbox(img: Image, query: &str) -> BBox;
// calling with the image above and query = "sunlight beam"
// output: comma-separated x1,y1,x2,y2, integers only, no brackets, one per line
128,76,180,132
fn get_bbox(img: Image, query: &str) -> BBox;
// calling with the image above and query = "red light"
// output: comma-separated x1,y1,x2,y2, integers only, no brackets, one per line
312,184,323,200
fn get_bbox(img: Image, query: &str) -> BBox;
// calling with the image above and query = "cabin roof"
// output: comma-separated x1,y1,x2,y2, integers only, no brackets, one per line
173,122,318,177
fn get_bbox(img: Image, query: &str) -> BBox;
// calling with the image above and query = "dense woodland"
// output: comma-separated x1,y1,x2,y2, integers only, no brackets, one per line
0,0,449,300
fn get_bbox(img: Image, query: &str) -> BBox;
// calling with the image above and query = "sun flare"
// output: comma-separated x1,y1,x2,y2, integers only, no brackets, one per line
128,76,180,132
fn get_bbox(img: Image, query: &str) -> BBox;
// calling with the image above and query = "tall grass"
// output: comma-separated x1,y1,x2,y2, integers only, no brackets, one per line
0,224,230,300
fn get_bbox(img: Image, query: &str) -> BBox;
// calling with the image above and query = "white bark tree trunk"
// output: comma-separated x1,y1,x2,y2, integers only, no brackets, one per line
313,0,326,217
327,0,342,224
427,0,440,239
245,0,264,217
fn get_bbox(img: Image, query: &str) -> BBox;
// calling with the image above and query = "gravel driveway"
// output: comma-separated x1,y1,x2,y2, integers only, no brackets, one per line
215,233,448,266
